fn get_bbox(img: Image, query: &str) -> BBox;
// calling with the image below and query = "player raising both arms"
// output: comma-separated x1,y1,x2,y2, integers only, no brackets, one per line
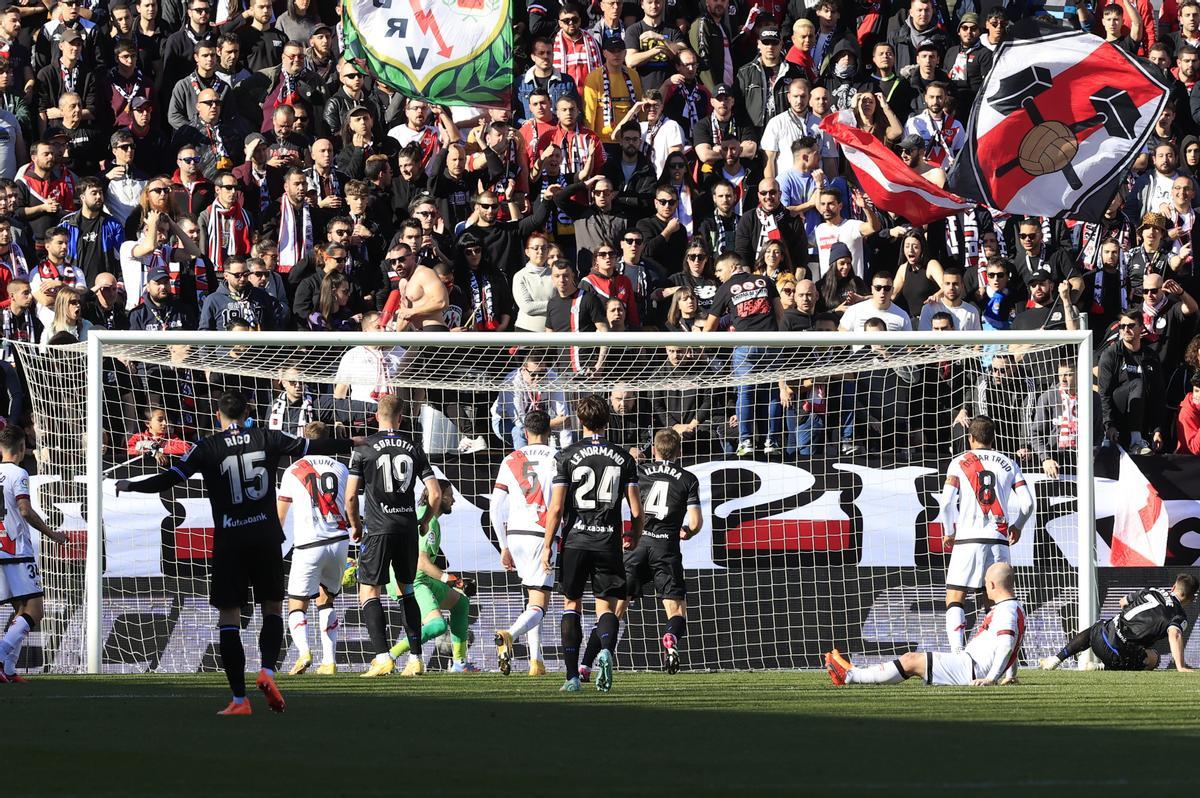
347,394,442,678
117,391,357,715
277,422,350,676
491,410,557,677
937,416,1034,653
541,395,642,693
385,479,481,672
827,562,1024,686
1040,574,1198,672
579,428,700,678
0,426,68,683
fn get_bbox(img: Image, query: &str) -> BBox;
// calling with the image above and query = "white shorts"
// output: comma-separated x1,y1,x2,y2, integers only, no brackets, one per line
926,651,979,686
946,541,1009,591
508,534,554,590
287,540,350,600
0,559,42,603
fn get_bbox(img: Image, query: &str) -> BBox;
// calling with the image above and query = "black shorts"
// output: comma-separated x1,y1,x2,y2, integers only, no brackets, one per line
624,543,687,600
1088,622,1149,670
209,541,285,609
357,531,418,587
558,546,626,600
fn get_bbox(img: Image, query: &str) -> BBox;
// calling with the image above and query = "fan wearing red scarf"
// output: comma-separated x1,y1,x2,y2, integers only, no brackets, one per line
198,169,253,273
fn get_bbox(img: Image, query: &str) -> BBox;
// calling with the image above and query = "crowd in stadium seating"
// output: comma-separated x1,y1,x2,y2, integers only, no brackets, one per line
1,0,1199,469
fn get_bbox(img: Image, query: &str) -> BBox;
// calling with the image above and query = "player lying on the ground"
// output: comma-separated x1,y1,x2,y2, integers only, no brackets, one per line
826,562,1023,687
0,426,68,683
491,409,556,677
937,415,1034,654
541,395,643,694
1040,573,1198,672
347,394,442,678
385,478,480,672
579,428,700,679
277,422,350,676
116,391,357,715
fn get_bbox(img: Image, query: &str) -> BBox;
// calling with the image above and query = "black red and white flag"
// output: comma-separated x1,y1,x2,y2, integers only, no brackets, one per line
948,20,1167,222
819,110,973,227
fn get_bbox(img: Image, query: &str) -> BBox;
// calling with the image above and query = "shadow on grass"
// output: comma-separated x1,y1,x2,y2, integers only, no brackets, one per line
10,676,1200,798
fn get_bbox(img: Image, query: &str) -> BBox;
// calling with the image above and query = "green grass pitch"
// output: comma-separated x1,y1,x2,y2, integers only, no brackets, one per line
6,670,1199,797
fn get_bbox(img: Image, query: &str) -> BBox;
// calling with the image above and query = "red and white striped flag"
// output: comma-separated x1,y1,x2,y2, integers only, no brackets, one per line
1109,448,1169,566
819,111,973,227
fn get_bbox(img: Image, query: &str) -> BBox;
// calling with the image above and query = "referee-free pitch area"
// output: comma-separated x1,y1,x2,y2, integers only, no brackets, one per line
6,670,1198,797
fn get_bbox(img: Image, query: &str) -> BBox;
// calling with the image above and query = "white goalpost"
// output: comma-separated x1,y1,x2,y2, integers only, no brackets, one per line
12,330,1096,675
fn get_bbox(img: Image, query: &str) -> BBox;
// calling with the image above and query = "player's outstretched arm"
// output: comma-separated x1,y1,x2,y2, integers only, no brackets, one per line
17,496,67,544
1168,626,1193,672
114,467,187,496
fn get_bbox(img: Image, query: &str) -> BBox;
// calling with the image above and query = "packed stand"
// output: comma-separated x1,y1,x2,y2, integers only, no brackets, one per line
0,0,1196,472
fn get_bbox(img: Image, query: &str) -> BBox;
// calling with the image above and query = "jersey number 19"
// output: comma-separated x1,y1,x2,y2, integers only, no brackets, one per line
377,453,414,493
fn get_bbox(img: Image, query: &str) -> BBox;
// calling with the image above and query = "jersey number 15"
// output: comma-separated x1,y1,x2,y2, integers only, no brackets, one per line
220,453,268,504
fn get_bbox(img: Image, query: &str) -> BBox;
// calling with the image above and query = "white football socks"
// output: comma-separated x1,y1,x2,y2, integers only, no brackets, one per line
508,606,544,639
527,619,542,663
0,614,30,663
318,606,338,664
946,605,966,653
288,609,310,655
847,661,904,684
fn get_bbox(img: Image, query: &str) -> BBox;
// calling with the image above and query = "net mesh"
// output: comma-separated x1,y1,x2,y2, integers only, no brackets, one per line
12,334,1089,674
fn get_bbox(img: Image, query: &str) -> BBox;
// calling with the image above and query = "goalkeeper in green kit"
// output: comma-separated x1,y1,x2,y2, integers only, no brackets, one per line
385,478,480,673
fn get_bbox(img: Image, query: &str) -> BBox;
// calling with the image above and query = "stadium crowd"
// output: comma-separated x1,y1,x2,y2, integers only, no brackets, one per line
0,0,1197,469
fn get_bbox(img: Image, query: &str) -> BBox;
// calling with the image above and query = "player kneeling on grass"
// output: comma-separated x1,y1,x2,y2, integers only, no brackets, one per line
827,562,1024,687
277,422,351,676
579,428,700,678
491,410,557,677
1040,573,1198,672
385,479,480,672
0,426,68,683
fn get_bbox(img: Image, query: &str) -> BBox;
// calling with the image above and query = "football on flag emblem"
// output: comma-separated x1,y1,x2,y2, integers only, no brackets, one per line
948,22,1167,221
991,65,1142,188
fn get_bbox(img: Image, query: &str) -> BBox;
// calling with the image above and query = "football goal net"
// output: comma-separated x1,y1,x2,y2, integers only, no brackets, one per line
12,330,1096,674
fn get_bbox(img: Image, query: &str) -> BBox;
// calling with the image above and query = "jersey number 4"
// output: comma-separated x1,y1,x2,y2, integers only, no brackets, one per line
572,465,619,510
220,453,268,504
643,481,670,520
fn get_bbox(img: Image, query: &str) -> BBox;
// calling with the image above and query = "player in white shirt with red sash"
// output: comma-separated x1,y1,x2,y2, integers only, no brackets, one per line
936,415,1034,653
276,422,350,676
490,410,557,676
0,426,67,682
827,561,1025,686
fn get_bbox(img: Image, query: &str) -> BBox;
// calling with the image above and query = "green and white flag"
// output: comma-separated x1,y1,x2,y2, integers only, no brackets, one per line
342,0,512,107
